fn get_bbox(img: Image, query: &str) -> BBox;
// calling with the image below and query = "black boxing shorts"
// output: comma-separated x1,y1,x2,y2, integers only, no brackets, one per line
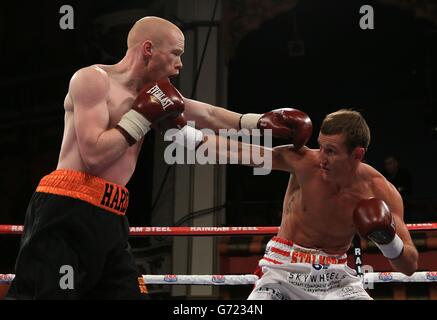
6,170,148,299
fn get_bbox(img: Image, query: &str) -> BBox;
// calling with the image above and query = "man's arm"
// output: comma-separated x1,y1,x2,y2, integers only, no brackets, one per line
376,179,418,276
390,212,418,276
183,98,241,131
199,134,271,168
69,67,131,173
198,135,308,173
354,177,418,276
184,99,313,150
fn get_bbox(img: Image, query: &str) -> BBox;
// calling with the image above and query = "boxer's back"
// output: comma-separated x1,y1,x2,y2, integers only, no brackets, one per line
57,65,143,185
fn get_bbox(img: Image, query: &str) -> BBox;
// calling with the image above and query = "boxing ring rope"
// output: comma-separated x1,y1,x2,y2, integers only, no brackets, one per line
1,272,437,285
1,223,437,236
1,223,436,286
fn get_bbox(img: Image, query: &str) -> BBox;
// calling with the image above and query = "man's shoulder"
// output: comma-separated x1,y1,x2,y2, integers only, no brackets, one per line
275,146,317,156
360,162,383,178
358,163,388,188
69,65,110,94
364,166,398,198
72,65,109,83
273,146,318,165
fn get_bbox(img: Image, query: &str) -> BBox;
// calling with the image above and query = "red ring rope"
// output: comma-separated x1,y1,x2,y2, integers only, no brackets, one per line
0,223,436,236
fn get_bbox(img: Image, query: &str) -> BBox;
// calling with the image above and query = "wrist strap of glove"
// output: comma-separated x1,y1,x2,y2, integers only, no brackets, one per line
117,109,151,145
239,113,262,130
375,234,404,260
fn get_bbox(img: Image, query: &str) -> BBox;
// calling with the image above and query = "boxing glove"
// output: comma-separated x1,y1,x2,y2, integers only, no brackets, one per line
240,108,313,150
353,198,404,259
116,78,186,145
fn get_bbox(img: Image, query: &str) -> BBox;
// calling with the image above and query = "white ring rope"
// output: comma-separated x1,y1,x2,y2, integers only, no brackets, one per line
143,274,259,285
1,272,436,285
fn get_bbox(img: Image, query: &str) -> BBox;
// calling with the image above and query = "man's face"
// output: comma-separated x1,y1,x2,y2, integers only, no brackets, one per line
318,133,356,181
150,29,184,79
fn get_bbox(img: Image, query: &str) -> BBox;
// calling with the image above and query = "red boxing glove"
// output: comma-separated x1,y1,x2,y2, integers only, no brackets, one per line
240,108,313,150
117,78,186,145
353,198,404,259
259,108,313,149
133,78,186,131
159,114,187,132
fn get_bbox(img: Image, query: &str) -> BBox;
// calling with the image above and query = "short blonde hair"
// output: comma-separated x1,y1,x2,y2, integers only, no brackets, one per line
127,16,181,49
321,109,371,153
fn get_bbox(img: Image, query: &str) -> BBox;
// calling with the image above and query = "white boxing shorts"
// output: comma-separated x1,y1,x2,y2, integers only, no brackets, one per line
248,236,372,300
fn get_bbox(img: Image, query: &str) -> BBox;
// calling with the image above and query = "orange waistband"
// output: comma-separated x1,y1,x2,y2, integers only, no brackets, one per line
36,170,129,216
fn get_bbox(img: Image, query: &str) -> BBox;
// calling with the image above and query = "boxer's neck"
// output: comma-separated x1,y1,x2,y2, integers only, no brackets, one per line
331,166,360,193
112,48,151,92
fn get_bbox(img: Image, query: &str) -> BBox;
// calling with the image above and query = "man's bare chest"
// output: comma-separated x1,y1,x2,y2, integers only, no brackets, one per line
106,83,135,126
298,182,368,228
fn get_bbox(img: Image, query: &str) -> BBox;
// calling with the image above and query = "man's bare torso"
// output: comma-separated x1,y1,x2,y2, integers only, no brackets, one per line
57,65,142,185
278,149,380,254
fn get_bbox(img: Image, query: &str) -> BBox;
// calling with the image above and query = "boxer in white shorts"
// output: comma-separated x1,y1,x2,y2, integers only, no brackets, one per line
229,109,419,300
248,237,370,300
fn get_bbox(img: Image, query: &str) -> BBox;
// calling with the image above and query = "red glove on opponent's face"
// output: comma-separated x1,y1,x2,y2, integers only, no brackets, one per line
240,108,313,150
258,108,313,149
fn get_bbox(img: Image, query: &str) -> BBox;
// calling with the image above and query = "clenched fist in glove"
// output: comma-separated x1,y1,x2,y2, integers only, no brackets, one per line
117,78,203,149
239,108,312,150
353,198,404,259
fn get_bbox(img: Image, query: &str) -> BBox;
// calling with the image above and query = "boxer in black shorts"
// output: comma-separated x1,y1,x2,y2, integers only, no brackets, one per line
6,16,305,299
7,170,147,299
